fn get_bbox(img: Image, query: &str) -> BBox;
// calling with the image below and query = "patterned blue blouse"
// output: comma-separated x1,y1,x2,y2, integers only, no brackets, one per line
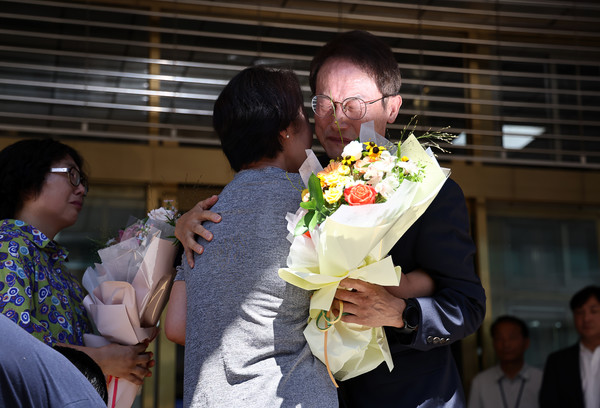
0,219,91,346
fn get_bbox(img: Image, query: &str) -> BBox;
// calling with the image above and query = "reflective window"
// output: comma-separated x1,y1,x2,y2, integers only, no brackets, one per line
488,212,600,367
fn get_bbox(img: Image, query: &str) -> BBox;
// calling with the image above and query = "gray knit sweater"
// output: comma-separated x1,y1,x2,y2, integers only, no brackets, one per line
177,167,338,408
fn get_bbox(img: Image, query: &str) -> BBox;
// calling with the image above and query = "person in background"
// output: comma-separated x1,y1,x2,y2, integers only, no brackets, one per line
174,30,486,407
539,285,600,408
0,312,106,407
0,139,154,388
468,315,542,408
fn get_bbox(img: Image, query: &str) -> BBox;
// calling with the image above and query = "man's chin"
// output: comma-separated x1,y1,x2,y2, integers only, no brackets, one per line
323,139,351,158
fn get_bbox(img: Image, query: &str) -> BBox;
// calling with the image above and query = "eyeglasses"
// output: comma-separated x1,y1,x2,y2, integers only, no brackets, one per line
311,94,392,120
50,167,89,194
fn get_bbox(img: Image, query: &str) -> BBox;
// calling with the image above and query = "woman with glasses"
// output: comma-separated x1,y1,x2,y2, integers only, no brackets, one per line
0,139,154,391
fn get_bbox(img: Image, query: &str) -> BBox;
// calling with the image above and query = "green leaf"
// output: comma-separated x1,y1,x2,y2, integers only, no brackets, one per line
300,201,316,210
303,210,315,230
294,219,308,236
307,174,325,211
308,210,321,231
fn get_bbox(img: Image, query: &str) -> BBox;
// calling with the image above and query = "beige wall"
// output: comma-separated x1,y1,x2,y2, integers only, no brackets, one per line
3,137,599,205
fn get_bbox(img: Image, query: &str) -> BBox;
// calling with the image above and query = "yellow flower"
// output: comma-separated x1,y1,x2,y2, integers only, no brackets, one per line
366,142,386,160
324,186,343,204
317,160,352,188
318,162,340,186
301,189,310,202
321,172,350,188
338,164,351,176
341,156,354,166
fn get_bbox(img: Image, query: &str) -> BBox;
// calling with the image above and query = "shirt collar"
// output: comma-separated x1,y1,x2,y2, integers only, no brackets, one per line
2,219,68,258
494,363,532,382
580,341,600,356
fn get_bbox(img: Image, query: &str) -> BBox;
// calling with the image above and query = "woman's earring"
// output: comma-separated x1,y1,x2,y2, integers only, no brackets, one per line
286,134,290,139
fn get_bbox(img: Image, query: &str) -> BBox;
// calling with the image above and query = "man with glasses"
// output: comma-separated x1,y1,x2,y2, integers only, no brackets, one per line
176,30,486,408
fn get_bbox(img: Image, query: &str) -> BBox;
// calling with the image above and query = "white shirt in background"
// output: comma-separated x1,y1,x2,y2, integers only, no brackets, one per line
580,343,600,408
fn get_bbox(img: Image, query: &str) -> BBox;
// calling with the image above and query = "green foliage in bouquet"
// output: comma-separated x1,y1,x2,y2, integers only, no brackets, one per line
294,173,332,236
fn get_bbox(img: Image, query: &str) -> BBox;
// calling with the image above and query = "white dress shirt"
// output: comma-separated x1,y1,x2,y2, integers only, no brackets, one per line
580,343,600,408
468,364,543,408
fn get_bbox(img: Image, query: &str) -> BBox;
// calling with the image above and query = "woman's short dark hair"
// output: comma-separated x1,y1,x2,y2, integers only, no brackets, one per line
309,30,402,99
490,315,530,339
0,138,85,219
53,345,108,404
570,285,600,310
213,66,305,172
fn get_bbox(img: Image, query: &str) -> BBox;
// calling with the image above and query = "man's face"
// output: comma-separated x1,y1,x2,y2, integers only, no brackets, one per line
573,295,600,346
313,58,402,159
492,321,529,364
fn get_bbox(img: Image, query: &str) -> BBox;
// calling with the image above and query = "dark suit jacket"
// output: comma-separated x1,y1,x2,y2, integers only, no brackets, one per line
539,343,584,408
338,179,487,408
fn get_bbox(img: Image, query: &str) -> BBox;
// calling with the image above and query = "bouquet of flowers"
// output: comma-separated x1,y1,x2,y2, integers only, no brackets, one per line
278,120,451,383
82,201,180,408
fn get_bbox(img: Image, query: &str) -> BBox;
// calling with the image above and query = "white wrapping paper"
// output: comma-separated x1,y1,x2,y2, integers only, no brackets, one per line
278,123,450,381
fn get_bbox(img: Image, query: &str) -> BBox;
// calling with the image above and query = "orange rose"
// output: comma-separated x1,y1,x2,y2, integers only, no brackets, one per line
344,184,377,206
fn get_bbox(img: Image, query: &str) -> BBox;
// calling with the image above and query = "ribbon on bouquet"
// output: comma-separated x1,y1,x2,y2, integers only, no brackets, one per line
314,302,344,387
106,376,119,408
279,254,402,381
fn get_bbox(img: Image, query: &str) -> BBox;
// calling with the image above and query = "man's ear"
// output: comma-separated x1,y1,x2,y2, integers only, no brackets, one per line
386,95,402,124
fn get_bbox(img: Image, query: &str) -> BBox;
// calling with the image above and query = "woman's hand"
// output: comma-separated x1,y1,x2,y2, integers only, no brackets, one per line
384,269,434,299
175,195,221,268
78,342,155,385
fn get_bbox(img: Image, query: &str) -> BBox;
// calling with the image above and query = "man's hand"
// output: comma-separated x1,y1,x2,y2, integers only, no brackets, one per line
174,195,221,268
332,277,406,328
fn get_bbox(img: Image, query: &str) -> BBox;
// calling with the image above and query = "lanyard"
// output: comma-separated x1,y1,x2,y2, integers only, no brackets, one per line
498,377,526,408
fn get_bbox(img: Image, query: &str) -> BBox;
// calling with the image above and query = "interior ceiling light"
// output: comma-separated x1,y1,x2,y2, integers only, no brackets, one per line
502,124,545,150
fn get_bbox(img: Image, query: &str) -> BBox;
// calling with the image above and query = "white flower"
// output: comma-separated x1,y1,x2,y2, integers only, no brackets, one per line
341,140,364,161
397,160,420,176
348,179,365,187
370,152,396,174
375,175,400,199
363,165,384,187
362,153,395,187
148,207,177,222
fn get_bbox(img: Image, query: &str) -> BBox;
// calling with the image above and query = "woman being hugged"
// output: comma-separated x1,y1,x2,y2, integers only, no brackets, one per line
165,66,339,407
0,139,153,388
